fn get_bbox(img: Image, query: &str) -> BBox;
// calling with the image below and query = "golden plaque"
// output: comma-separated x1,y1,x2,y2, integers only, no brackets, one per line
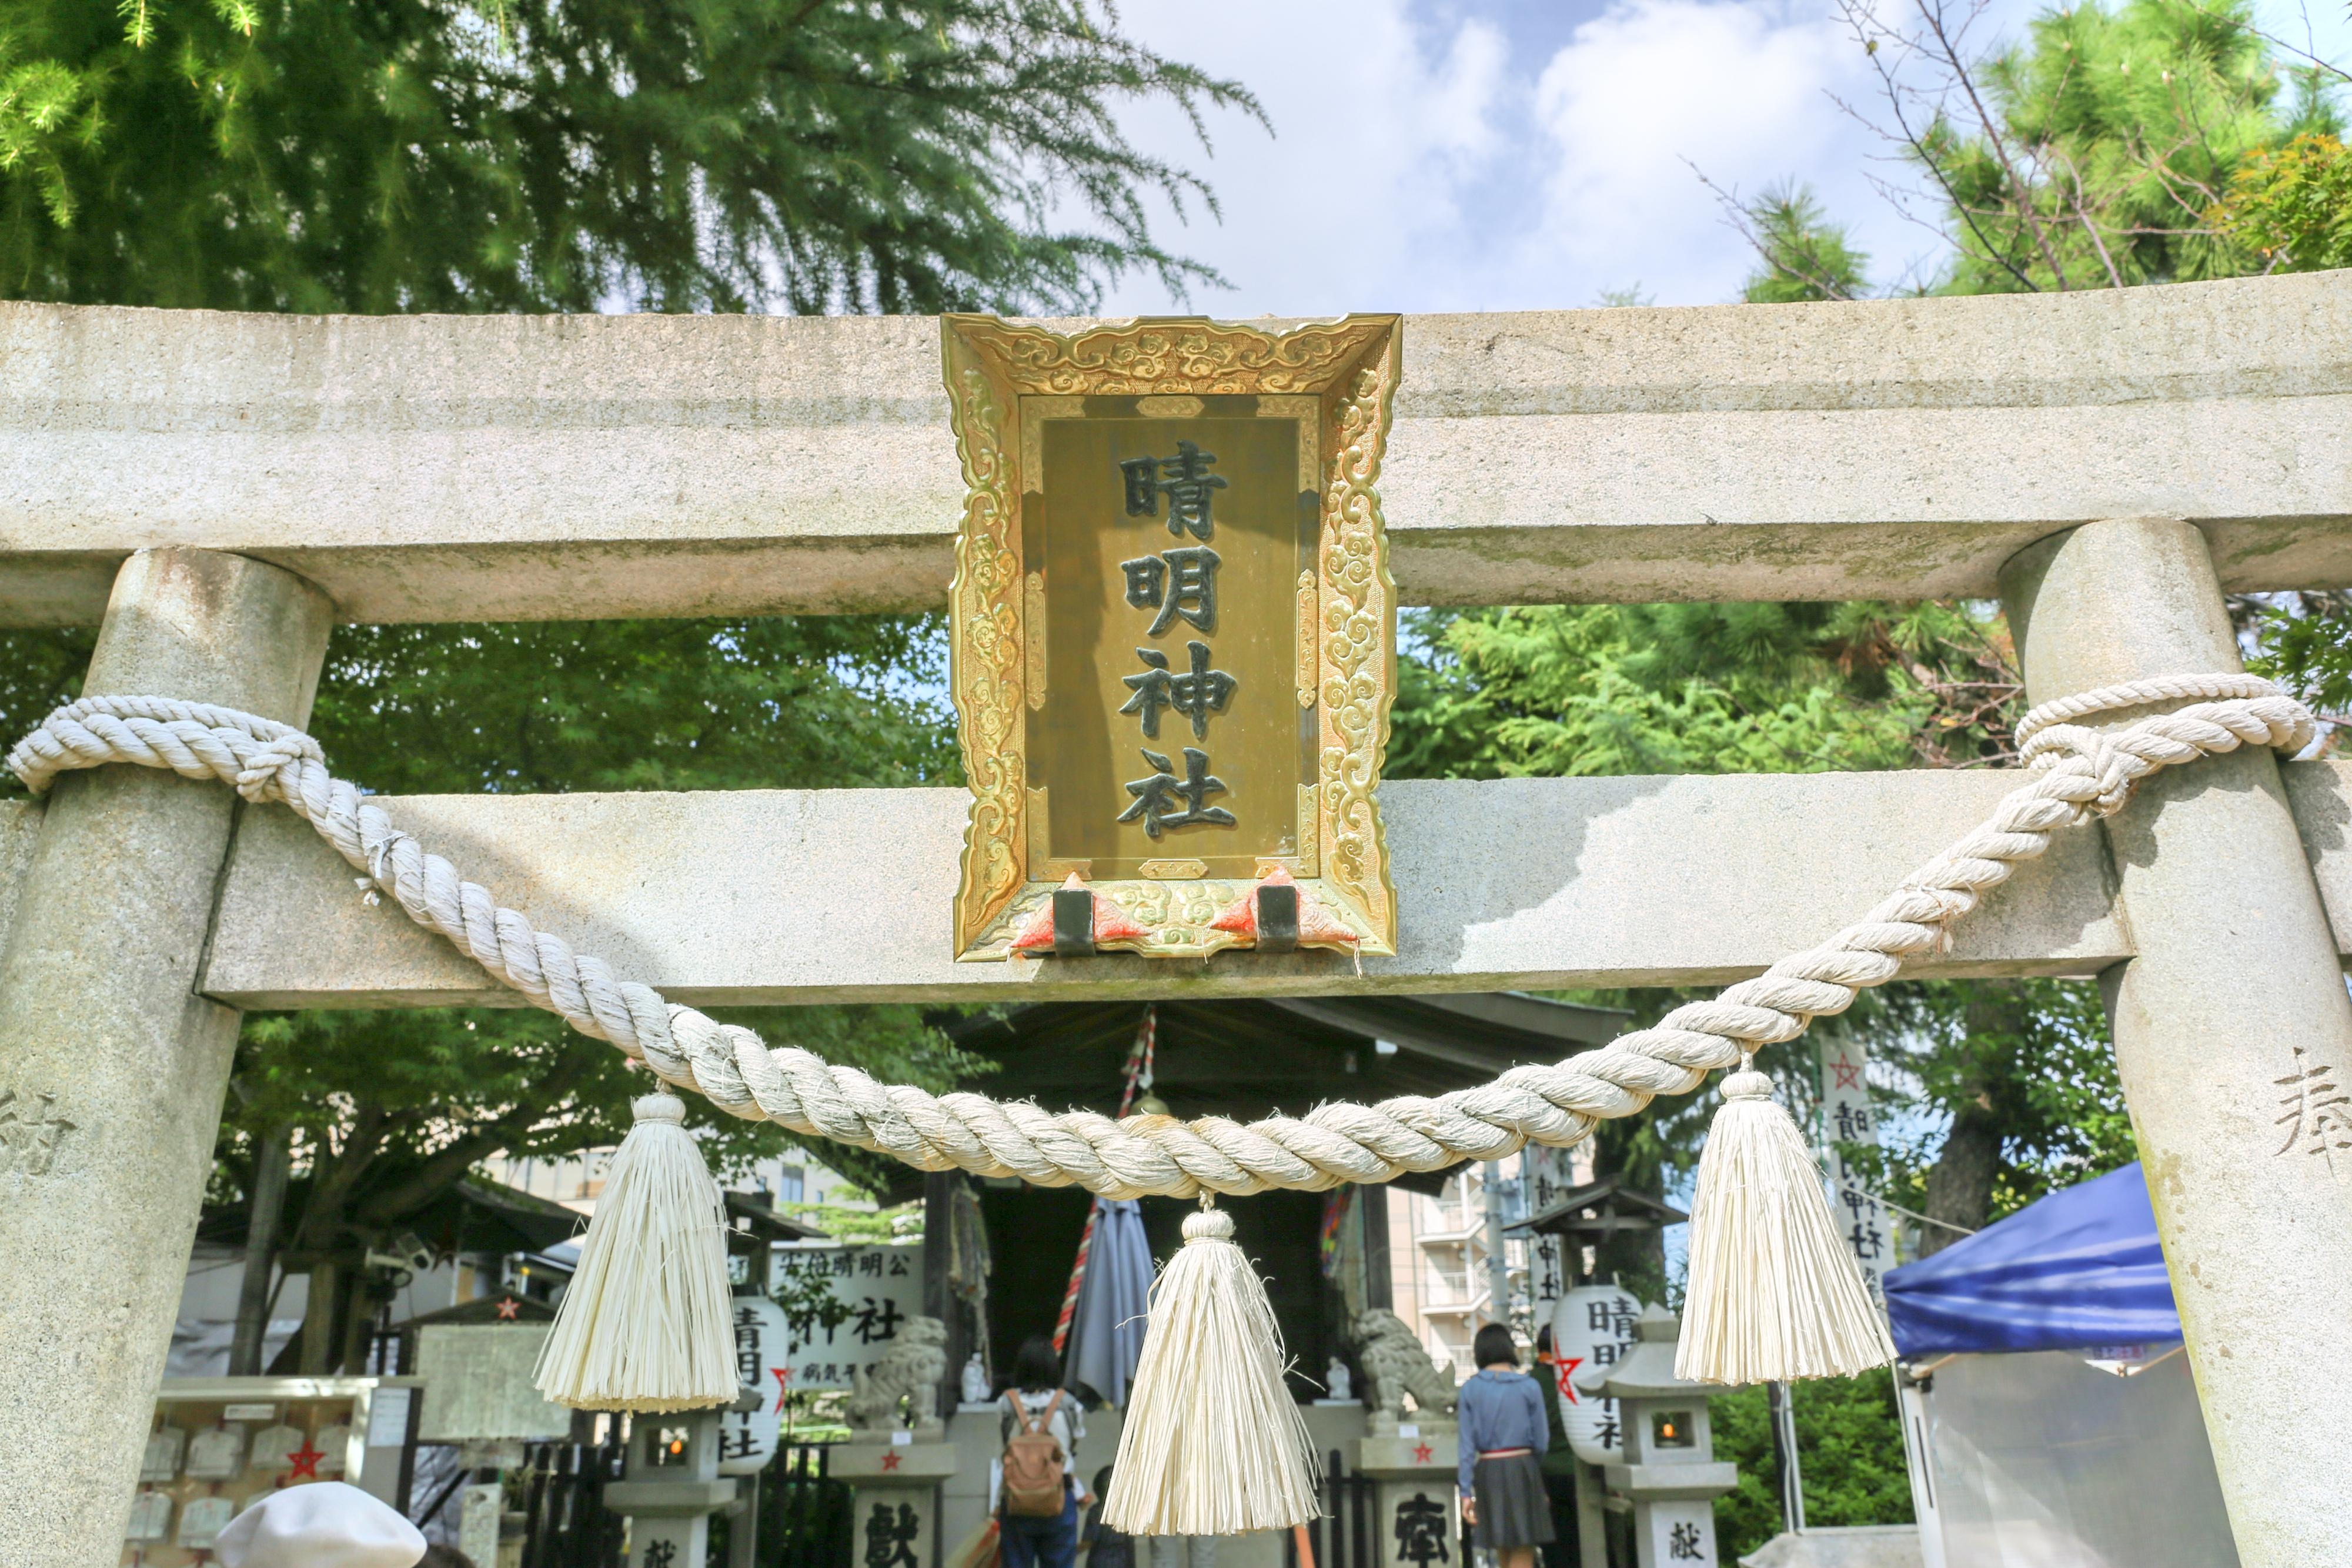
943,314,1401,962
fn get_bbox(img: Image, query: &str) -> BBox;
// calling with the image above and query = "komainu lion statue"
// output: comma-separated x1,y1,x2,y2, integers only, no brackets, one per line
844,1315,951,1436
1351,1309,1459,1420
1355,1307,1458,1429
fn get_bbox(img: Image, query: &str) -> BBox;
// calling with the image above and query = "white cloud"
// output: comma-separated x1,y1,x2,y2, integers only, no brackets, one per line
1098,0,1917,313
1423,19,1512,164
1522,0,1893,305
1093,0,2352,317
1093,0,1515,317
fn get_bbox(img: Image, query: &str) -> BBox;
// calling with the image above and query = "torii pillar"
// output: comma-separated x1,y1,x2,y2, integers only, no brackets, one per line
0,549,331,1567
2002,517,2352,1564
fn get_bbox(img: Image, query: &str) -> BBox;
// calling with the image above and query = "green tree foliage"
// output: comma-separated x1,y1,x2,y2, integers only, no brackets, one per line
1791,0,2352,299
1842,0,2333,293
1830,977,2136,1233
1708,0,2349,1228
1712,1374,1917,1561
1682,8,2342,1524
2218,132,2352,269
1739,183,1872,303
780,1183,923,1243
1392,597,2137,1226
1932,0,2296,289
305,617,958,794
0,621,89,755
1389,594,2024,1285
0,0,1258,312
1391,600,2016,783
2244,590,2352,726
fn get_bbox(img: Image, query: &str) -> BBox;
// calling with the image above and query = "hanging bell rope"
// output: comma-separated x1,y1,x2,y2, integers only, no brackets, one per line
6,674,2313,1385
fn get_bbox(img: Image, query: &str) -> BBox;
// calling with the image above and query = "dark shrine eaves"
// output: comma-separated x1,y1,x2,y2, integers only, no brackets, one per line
934,992,1628,1128
1507,1174,1689,1239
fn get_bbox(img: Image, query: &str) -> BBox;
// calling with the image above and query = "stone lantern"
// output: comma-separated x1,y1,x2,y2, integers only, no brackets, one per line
1571,1305,1737,1567
603,1391,763,1568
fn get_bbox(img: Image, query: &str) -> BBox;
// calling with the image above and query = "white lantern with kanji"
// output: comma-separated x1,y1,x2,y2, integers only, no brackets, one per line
717,1295,792,1476
1571,1304,1739,1567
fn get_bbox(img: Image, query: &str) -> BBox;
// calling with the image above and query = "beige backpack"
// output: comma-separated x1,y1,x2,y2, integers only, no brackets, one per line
1001,1389,1069,1517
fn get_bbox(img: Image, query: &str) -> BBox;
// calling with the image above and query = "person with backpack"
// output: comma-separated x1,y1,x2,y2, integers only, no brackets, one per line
998,1335,1090,1568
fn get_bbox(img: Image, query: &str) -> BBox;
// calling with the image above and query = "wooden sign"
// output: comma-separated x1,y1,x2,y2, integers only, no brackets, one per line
413,1325,571,1442
943,315,1401,962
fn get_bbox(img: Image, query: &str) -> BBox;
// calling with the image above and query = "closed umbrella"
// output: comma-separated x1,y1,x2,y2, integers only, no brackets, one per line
1065,1197,1152,1407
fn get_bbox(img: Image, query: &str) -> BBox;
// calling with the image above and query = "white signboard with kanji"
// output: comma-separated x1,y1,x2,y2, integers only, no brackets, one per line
1816,1037,1892,1301
1522,1145,1577,1322
1549,1283,1642,1465
415,1325,571,1442
718,1295,790,1476
771,1242,924,1392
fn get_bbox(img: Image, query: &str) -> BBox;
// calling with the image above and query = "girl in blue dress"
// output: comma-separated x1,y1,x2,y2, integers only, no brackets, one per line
1455,1323,1556,1568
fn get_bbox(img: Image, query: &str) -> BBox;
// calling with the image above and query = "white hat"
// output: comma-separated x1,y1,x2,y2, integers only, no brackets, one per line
214,1482,427,1568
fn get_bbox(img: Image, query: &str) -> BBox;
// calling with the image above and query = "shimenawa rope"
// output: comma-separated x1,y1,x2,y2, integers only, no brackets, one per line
4,680,2314,1199
5,677,2316,1425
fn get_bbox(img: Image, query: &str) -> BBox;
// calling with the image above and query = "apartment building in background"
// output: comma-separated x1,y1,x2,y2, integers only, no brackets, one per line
1381,1142,1599,1373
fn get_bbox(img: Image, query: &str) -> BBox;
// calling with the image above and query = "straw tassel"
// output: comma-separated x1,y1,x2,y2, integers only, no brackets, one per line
534,1091,739,1412
1104,1203,1319,1536
1675,1064,1895,1385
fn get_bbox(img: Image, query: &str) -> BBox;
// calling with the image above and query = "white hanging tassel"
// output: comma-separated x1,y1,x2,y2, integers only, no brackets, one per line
1675,1062,1895,1385
1104,1203,1319,1536
534,1091,739,1412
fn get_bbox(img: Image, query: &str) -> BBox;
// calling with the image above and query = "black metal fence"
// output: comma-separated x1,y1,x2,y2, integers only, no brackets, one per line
510,1437,1486,1568
1288,1450,1379,1568
519,1436,629,1568
761,1443,855,1568
511,1436,850,1568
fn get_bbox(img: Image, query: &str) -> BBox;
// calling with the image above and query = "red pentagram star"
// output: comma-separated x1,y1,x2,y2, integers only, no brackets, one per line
1830,1057,1862,1090
283,1439,326,1482
772,1366,793,1413
881,1450,903,1471
1412,1443,1432,1464
494,1296,522,1320
1554,1356,1585,1405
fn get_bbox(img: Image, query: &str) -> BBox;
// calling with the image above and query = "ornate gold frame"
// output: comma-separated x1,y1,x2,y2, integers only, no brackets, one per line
943,313,1402,962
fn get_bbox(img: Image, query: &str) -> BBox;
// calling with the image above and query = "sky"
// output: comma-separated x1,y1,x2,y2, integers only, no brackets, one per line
1088,0,2352,318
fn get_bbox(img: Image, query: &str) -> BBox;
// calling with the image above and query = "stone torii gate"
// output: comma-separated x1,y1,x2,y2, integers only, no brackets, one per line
1,273,2348,1566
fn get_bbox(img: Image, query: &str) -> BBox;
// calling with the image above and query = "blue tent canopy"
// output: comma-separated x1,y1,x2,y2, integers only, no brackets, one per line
1882,1162,2180,1357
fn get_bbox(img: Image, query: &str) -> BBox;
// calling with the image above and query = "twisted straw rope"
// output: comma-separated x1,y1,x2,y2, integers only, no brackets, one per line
5,682,2316,1199
2012,672,2279,755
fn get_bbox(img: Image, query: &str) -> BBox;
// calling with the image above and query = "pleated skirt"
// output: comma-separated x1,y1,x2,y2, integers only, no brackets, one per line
1471,1452,1556,1550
